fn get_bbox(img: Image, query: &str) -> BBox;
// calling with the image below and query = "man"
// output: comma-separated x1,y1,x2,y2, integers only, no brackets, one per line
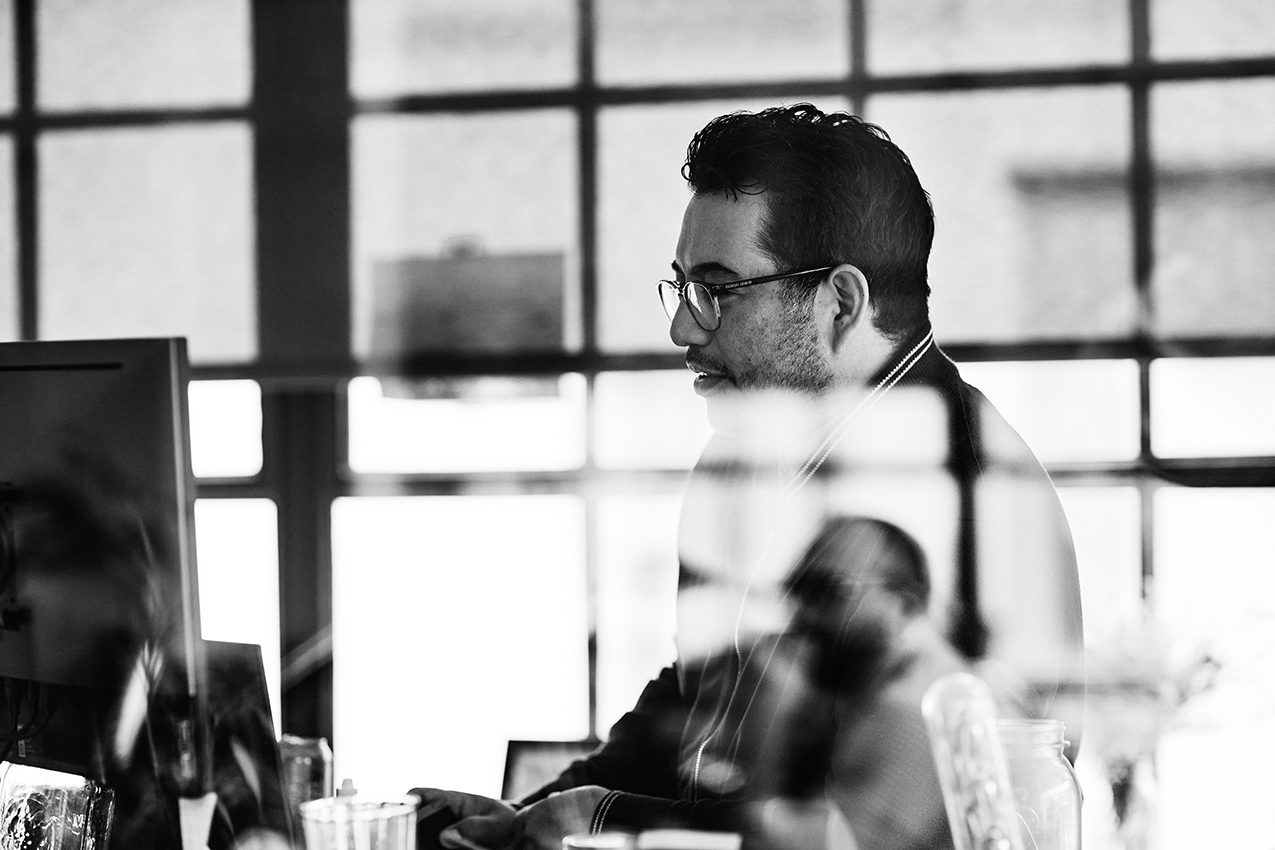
414,102,1084,849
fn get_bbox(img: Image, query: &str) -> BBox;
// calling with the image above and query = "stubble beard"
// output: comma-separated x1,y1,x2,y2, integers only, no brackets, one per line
704,294,836,434
744,292,835,395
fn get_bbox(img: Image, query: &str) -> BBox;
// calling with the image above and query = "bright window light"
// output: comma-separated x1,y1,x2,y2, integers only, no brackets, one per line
195,498,281,737
347,375,587,473
1151,357,1275,458
188,379,263,478
331,495,589,798
959,360,1141,464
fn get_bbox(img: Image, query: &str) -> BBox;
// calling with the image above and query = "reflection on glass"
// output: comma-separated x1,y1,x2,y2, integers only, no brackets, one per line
37,0,250,109
598,97,851,353
194,498,282,736
1152,0,1275,60
331,495,589,798
869,0,1127,73
593,371,712,469
0,137,14,341
1151,80,1275,338
189,380,263,478
595,494,681,733
1054,486,1142,641
347,375,587,473
1150,357,1275,458
350,0,575,96
1152,487,1275,849
39,124,256,362
351,111,579,359
867,87,1134,344
958,360,1140,464
596,0,847,85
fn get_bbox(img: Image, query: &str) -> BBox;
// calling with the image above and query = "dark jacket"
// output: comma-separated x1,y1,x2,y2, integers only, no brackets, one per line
523,331,1084,849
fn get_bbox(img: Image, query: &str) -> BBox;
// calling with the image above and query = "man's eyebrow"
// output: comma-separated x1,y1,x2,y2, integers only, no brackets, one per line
683,261,739,280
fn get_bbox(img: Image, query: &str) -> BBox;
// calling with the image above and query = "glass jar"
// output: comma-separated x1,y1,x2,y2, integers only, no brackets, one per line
998,719,1083,850
279,734,334,840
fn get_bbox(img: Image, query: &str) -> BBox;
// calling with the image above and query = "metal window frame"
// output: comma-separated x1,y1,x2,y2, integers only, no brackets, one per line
5,0,1274,745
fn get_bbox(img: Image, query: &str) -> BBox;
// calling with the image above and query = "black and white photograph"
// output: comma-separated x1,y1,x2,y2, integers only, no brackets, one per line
1,2,1273,848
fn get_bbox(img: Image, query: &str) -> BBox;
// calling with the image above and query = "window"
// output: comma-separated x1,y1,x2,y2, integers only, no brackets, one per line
959,360,1140,464
195,498,282,734
331,495,589,796
38,125,255,360
6,2,1273,846
189,380,264,478
868,85,1134,343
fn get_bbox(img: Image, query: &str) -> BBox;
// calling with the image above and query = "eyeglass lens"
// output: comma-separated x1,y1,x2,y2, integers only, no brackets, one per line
658,281,720,330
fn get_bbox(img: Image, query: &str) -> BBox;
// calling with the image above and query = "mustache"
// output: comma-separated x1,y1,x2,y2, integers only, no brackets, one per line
685,349,729,376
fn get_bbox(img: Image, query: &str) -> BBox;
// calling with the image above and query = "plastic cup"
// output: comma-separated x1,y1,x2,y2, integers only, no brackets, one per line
299,795,418,850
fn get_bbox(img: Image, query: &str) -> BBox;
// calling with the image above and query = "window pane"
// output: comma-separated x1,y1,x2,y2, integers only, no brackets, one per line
0,0,13,114
195,499,282,736
596,0,848,86
37,0,250,110
351,111,579,360
598,97,851,353
347,375,587,473
1055,486,1142,642
1152,79,1275,338
1151,357,1275,458
594,371,712,469
189,380,263,478
0,137,14,340
870,0,1127,74
958,360,1141,464
1152,488,1275,849
595,494,680,733
39,124,256,362
350,0,575,97
332,496,589,797
868,87,1134,343
1153,0,1275,60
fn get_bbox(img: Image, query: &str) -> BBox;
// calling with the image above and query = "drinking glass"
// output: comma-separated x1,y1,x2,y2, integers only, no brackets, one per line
300,795,418,850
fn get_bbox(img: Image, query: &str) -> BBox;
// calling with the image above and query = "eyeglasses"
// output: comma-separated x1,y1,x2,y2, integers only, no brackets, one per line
657,265,836,332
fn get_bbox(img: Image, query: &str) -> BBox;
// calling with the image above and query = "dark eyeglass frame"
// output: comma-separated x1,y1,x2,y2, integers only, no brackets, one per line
657,265,837,331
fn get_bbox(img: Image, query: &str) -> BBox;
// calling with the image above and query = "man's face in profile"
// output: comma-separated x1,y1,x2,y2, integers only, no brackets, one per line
669,190,835,428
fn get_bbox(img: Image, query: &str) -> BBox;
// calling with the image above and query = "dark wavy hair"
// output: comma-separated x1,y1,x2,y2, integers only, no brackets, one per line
682,103,934,340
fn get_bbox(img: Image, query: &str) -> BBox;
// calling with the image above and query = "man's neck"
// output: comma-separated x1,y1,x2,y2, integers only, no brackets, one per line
847,323,934,389
832,322,921,390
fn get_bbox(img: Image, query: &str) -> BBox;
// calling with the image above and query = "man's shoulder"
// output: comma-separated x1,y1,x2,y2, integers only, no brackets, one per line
922,344,1054,476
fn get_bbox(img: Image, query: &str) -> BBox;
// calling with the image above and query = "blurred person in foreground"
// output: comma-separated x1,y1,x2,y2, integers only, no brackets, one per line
412,102,1084,849
766,516,970,847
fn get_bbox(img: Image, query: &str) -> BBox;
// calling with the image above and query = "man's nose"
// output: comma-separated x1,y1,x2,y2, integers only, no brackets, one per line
669,299,714,347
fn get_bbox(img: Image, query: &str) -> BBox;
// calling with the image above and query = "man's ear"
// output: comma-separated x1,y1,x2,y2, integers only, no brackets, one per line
829,264,871,344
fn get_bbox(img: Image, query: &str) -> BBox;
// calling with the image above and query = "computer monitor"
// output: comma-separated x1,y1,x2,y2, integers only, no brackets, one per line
0,337,209,844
